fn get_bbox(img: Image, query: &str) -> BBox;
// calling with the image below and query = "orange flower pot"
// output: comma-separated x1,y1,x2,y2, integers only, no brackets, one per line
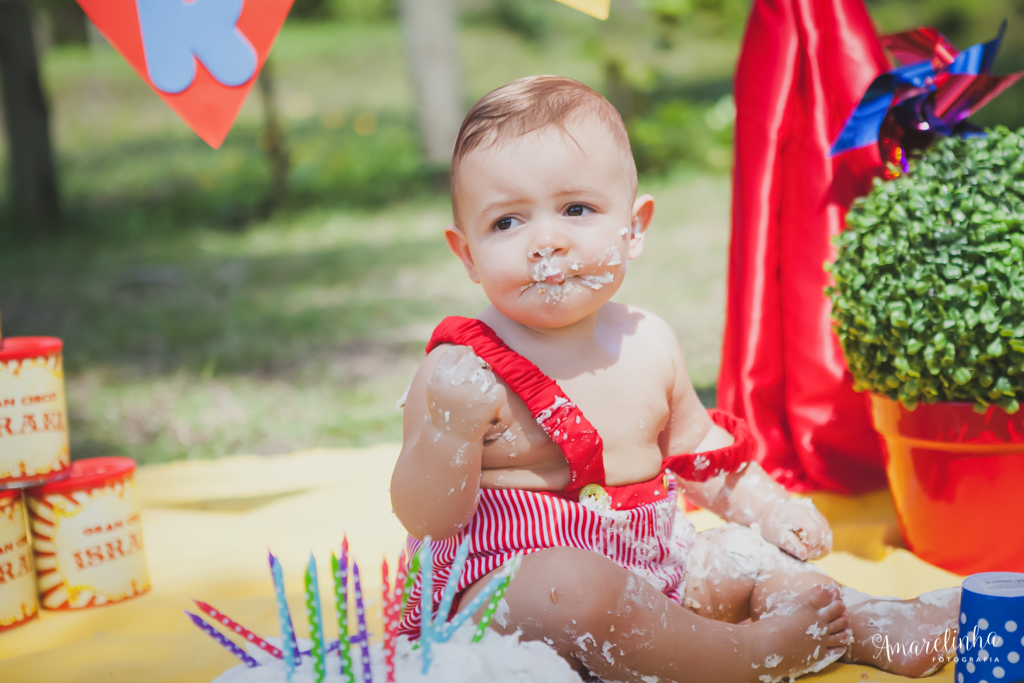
868,394,1024,575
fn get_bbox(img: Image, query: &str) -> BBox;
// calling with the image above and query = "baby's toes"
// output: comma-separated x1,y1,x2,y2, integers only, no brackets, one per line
804,584,839,611
828,614,850,635
817,596,846,625
826,628,853,649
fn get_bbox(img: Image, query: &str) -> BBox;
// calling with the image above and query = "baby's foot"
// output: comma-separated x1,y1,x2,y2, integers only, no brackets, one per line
749,584,851,682
841,587,959,678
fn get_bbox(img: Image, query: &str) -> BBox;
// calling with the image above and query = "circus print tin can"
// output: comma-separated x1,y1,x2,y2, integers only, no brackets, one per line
0,489,38,631
26,458,150,610
0,337,70,488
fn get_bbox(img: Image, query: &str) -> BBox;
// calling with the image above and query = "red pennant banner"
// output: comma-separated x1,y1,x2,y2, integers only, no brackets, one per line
77,0,295,148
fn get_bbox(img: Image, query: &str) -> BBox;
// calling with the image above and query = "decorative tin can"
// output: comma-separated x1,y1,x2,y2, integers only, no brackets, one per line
27,457,150,609
955,572,1024,683
0,489,38,631
0,337,70,488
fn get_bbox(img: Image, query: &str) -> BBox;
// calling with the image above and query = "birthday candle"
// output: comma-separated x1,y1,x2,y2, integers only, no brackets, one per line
386,551,406,683
352,562,375,683
269,552,302,680
440,557,519,641
471,558,519,643
305,555,327,683
332,545,355,683
419,539,434,674
435,536,471,626
393,550,407,611
401,547,421,614
382,558,396,683
193,600,284,659
186,611,260,668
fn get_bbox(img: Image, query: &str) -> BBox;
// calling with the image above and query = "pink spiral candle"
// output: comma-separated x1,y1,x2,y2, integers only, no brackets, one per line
194,600,283,659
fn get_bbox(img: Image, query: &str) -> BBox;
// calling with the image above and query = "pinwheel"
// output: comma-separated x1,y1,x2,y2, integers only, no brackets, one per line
831,22,1022,177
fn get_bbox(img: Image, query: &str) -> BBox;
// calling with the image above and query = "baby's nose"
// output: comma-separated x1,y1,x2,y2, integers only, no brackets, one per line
528,243,570,260
527,218,572,259
529,247,557,259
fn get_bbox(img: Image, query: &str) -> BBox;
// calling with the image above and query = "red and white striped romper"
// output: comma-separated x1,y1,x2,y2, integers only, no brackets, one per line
397,316,753,638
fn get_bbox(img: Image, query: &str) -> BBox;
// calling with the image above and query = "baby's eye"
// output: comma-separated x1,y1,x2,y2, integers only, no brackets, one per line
493,216,523,231
565,204,593,217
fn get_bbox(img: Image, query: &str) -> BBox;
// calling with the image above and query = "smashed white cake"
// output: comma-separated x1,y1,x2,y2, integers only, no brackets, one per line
211,627,584,683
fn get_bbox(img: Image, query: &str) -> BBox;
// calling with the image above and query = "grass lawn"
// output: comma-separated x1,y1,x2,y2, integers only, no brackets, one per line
1,6,739,464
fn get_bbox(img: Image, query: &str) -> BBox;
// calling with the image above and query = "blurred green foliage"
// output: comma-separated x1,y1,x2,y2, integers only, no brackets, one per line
491,0,551,41
291,0,396,21
36,113,436,239
628,95,734,174
636,0,751,48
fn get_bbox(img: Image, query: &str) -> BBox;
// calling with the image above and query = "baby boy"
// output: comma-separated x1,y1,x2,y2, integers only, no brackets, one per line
390,76,959,682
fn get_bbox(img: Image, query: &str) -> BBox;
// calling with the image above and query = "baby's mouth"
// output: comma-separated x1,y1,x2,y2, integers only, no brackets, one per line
522,249,615,301
520,271,615,295
520,251,567,291
543,272,565,285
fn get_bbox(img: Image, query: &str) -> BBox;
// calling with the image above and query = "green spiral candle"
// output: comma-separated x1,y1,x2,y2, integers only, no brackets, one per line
304,554,326,683
471,558,519,644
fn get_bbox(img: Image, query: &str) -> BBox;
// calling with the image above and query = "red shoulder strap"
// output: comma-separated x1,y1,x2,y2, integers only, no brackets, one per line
664,409,755,482
427,316,606,492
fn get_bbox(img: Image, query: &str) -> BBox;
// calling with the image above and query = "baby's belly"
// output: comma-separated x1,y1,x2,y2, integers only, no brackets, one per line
480,462,571,491
480,443,666,491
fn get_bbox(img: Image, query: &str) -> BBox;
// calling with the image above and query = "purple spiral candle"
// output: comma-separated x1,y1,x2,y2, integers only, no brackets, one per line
352,562,374,683
334,539,354,682
185,611,259,668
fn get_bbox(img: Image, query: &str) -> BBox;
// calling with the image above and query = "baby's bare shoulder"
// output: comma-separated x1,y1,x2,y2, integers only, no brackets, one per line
599,304,683,388
608,304,681,354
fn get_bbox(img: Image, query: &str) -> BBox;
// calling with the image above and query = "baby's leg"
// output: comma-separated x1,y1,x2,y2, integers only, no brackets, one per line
683,524,959,678
682,524,848,681
460,546,849,683
838,587,960,678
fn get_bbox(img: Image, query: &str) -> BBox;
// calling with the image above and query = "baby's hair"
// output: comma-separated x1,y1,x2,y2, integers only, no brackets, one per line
450,75,638,223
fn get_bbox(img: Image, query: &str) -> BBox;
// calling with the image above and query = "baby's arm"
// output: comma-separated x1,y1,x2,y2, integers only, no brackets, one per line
680,460,834,560
658,326,833,561
390,345,511,540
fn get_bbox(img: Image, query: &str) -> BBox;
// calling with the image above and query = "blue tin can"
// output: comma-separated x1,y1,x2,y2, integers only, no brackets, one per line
956,572,1024,683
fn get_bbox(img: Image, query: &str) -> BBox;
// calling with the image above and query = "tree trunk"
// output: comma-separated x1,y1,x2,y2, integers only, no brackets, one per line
0,0,60,234
398,0,463,165
257,58,289,209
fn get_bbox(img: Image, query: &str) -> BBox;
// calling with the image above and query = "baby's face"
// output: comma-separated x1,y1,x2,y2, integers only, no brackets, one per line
448,116,650,329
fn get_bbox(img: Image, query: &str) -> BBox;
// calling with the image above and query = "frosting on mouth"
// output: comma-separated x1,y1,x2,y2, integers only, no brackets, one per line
521,271,616,303
580,272,614,289
522,248,617,303
531,248,564,284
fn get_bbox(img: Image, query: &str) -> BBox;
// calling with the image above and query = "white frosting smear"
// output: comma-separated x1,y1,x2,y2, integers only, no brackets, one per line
212,630,583,683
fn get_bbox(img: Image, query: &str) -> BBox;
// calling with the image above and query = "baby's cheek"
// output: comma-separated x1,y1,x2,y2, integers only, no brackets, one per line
479,271,520,301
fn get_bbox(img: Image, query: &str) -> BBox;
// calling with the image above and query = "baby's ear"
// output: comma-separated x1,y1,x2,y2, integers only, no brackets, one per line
444,224,481,283
628,194,655,260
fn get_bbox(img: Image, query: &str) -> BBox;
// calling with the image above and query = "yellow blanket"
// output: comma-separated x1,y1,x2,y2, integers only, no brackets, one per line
0,446,961,682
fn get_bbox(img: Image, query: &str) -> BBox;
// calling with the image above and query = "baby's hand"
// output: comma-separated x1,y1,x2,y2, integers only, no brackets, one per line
757,498,833,561
425,346,511,441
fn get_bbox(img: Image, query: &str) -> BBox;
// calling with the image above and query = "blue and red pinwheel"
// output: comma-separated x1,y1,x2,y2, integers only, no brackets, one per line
830,22,1022,177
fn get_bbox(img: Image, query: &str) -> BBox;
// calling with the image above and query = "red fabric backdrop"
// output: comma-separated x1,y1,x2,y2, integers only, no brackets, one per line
718,0,891,493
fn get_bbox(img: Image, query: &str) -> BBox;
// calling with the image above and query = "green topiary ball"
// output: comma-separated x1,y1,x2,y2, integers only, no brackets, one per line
827,126,1024,413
